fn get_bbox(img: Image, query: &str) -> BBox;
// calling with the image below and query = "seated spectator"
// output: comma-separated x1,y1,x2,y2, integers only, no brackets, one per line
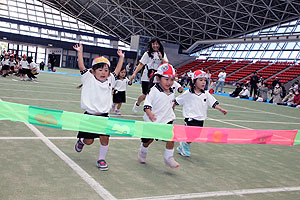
292,80,299,92
278,88,295,106
230,82,243,97
256,82,269,102
236,86,250,99
290,89,300,107
272,83,282,104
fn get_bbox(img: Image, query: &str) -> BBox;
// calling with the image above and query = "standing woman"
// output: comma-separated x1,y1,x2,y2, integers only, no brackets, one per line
129,38,168,113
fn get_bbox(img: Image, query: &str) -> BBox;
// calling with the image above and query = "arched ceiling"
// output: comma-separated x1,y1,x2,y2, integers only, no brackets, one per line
41,0,300,53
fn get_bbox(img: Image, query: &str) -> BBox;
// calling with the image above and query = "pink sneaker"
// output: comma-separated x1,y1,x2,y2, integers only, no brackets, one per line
164,157,179,168
111,104,115,112
115,110,121,115
138,148,147,164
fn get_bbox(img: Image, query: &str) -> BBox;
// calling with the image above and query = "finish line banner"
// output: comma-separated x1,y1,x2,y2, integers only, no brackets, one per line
1,101,299,146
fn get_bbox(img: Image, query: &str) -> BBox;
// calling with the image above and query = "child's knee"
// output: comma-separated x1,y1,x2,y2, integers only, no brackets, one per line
84,138,94,145
100,136,109,145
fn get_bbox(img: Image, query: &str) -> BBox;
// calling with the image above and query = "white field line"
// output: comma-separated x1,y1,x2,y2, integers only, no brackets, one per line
0,136,140,140
0,97,116,199
0,81,79,91
0,88,80,95
121,186,300,200
24,123,117,200
222,103,300,120
0,96,80,102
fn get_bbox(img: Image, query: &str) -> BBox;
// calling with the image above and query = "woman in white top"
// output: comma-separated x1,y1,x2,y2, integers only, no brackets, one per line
129,38,168,113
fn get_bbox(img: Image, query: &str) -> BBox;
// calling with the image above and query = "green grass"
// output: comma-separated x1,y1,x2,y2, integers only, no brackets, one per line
1,68,300,200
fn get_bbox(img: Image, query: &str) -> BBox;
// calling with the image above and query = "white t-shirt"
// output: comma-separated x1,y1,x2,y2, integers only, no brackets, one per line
10,60,16,67
1,58,9,66
20,60,29,69
175,90,218,121
140,51,168,82
240,89,250,96
80,70,117,114
143,84,175,123
114,77,129,92
218,72,226,82
30,62,40,73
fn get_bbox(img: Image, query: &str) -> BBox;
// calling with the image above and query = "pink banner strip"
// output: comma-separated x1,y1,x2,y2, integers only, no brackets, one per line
172,125,298,146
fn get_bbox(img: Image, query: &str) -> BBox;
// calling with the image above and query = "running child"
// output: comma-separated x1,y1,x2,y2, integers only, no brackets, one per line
111,67,130,115
138,63,179,168
73,43,124,171
174,70,227,157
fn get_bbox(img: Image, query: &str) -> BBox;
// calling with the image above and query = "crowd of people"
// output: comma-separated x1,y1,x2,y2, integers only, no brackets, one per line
0,50,40,81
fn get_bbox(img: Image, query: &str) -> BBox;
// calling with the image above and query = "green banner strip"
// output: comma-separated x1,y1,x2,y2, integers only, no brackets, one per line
293,130,300,146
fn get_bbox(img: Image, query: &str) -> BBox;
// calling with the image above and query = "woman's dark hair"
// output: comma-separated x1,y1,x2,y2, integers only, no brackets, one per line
147,37,164,59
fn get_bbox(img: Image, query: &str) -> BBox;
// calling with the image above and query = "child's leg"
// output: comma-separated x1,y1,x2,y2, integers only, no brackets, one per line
99,135,109,160
165,141,179,168
116,103,122,110
98,135,109,170
138,138,153,164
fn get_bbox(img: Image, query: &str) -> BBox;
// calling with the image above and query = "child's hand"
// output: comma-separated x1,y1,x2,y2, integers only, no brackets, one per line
73,43,83,53
148,112,157,122
158,51,163,59
220,108,227,115
117,49,125,58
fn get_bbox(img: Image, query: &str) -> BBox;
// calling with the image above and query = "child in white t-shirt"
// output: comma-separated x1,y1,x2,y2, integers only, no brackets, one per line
112,67,130,115
73,43,124,171
174,70,227,157
138,63,179,168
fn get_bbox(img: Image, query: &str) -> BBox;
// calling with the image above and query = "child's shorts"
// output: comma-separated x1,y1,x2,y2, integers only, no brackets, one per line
2,65,9,70
141,121,173,143
77,112,109,139
113,91,126,103
184,118,204,127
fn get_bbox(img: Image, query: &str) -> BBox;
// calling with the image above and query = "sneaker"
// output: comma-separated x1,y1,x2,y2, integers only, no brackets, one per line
138,147,147,164
132,101,139,113
111,104,115,112
179,142,191,157
164,157,179,168
177,145,188,157
75,139,84,152
115,110,121,115
26,78,32,81
33,78,38,81
97,159,108,171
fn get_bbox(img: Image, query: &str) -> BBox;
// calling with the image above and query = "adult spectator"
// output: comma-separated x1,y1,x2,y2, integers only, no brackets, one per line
205,69,211,90
49,52,56,71
215,68,226,93
272,83,282,104
290,89,300,107
278,88,295,106
272,77,281,89
250,72,259,97
39,61,45,71
229,82,243,97
257,82,269,102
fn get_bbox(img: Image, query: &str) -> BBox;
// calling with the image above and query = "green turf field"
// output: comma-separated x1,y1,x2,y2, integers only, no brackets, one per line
1,68,300,200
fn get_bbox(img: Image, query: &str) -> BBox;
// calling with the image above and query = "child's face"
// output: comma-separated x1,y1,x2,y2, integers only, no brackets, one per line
158,76,175,92
152,41,160,52
119,69,126,78
92,64,110,81
195,77,206,90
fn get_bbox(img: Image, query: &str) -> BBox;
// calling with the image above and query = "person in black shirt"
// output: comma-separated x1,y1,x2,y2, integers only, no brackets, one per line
250,72,259,97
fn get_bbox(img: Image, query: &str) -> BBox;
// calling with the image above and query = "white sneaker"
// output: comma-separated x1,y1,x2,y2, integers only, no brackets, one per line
164,157,179,168
138,147,147,164
132,101,139,113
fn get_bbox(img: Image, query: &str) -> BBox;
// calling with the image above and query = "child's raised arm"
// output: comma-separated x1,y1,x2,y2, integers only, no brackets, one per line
73,43,85,71
114,49,125,76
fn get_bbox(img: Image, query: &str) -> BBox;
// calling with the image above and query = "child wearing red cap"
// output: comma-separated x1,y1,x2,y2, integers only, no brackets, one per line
174,70,227,157
138,63,179,168
72,43,124,171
